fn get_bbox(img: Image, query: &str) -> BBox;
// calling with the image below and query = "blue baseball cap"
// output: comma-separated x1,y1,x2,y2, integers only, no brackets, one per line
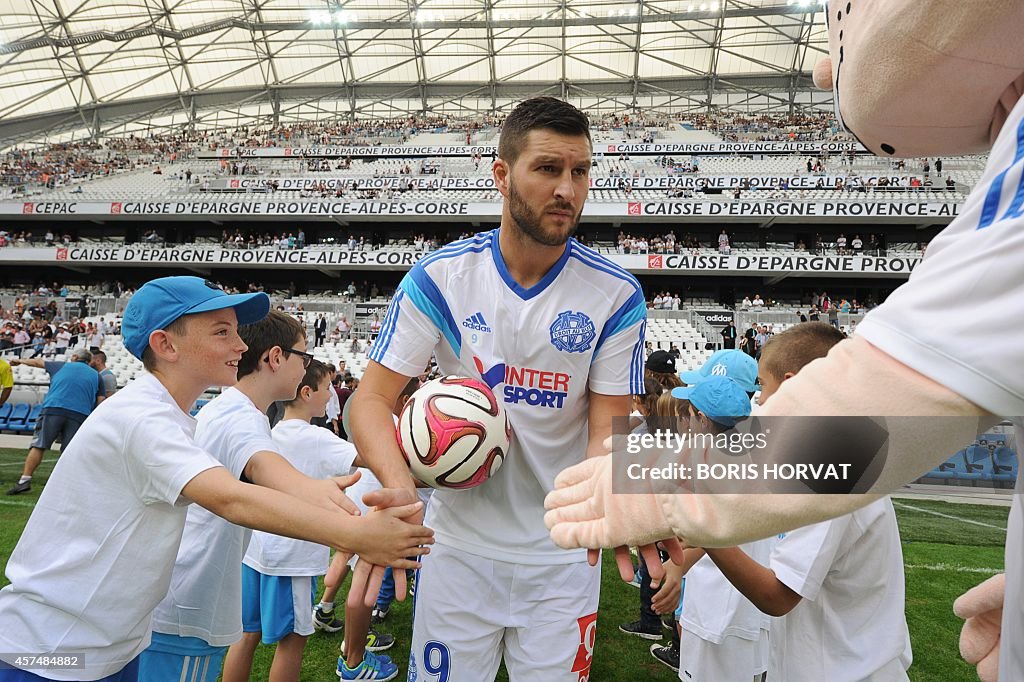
122,276,270,360
671,375,752,427
679,349,759,392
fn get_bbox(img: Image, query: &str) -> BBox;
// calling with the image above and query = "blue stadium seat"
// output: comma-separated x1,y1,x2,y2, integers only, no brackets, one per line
926,452,961,480
6,403,30,432
964,444,992,481
0,403,12,430
992,447,1018,483
24,404,43,433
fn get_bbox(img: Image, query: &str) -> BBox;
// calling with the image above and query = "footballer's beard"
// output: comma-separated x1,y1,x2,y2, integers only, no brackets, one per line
507,181,582,247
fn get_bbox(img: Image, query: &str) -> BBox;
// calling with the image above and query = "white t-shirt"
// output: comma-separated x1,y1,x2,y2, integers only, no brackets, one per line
680,537,774,644
369,230,645,564
326,387,341,421
769,498,911,682
55,330,71,349
243,419,358,576
0,374,222,680
150,387,278,647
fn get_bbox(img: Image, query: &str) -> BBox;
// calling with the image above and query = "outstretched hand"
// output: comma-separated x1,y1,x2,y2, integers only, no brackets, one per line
954,573,1004,682
346,486,426,608
547,455,684,585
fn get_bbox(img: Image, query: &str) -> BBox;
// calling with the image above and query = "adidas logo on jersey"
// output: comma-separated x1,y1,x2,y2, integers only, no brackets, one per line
462,312,492,333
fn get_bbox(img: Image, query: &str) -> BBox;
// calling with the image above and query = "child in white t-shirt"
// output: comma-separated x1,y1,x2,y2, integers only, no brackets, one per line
704,323,911,682
668,375,770,682
315,377,426,681
0,277,432,682
144,310,376,682
224,359,379,680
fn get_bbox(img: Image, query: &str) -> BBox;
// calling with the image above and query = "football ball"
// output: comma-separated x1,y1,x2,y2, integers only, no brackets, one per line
397,376,512,489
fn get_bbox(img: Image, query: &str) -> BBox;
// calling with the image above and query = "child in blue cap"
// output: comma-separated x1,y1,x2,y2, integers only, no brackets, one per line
655,374,770,680
0,276,432,682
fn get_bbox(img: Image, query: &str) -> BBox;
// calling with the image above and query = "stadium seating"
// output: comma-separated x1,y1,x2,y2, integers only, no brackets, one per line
993,447,1018,483
0,403,12,430
24,404,42,433
5,403,30,432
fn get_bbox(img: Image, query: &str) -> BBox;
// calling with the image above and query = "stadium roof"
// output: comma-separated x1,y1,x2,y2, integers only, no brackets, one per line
0,0,833,145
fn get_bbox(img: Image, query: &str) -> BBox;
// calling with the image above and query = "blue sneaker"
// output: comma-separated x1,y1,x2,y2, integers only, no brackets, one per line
337,651,398,681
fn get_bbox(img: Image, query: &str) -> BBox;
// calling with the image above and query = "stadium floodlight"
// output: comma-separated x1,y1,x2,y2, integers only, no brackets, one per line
310,11,331,25
699,2,708,10
688,3,695,11
710,1,719,10
334,11,346,23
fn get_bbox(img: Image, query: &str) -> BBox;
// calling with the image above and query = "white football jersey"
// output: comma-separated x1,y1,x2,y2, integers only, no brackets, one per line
370,229,646,563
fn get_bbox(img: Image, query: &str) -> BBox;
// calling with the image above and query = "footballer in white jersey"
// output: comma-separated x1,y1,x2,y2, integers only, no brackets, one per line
351,97,645,681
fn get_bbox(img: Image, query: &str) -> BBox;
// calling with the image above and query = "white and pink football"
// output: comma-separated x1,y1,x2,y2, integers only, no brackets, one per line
397,376,511,489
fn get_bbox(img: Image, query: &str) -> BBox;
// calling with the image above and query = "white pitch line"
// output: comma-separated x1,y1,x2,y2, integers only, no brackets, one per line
0,458,56,468
905,563,1002,575
0,498,35,508
893,501,1008,532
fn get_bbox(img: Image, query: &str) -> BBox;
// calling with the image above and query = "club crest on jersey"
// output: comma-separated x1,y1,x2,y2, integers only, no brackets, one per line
549,310,595,354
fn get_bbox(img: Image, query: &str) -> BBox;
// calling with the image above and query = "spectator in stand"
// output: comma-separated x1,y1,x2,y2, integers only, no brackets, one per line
836,233,848,254
13,324,30,348
314,313,327,348
755,325,770,360
87,325,104,353
54,324,71,354
828,305,841,329
797,310,808,323
751,294,765,309
335,315,351,341
718,230,731,255
720,321,738,350
851,234,863,253
334,373,354,439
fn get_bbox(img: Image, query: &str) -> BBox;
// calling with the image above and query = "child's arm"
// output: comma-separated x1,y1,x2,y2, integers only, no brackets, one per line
244,450,360,515
182,466,432,569
704,547,801,618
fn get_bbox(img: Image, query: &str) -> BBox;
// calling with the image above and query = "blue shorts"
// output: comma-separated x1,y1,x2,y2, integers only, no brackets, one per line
241,564,316,644
138,633,224,682
674,577,687,622
0,657,138,681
